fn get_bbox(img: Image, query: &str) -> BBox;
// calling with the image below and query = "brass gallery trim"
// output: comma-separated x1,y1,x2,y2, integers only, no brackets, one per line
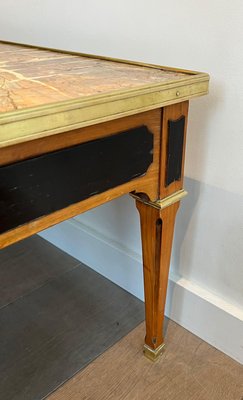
0,39,208,75
131,189,188,210
143,343,165,361
0,40,209,149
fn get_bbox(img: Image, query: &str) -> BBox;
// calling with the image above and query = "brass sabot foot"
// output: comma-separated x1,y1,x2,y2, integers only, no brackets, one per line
143,343,165,361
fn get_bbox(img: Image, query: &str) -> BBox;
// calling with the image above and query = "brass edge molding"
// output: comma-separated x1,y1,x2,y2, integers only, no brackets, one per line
0,74,209,123
143,343,165,361
0,81,208,148
131,189,188,210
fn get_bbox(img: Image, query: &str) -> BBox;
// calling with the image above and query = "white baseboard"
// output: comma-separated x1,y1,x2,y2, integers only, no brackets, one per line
39,219,243,365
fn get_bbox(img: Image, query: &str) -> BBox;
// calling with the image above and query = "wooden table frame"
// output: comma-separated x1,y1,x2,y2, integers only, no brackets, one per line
0,41,209,361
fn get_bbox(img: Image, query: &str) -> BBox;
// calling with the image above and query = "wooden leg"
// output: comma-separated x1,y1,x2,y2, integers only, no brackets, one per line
136,197,181,361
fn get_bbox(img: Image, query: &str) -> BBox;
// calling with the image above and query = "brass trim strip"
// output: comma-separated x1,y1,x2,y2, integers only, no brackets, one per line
0,82,208,148
131,189,188,210
143,343,165,361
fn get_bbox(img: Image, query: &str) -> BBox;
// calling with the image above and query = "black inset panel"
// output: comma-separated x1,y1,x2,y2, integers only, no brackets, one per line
166,116,185,186
0,126,153,234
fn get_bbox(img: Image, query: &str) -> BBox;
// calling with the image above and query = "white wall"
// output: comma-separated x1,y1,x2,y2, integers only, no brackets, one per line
1,0,242,363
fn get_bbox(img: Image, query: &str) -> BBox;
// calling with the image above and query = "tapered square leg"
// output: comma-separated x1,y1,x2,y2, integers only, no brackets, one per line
135,192,185,360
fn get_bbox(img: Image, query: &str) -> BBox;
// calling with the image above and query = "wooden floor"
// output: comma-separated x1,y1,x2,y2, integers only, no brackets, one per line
47,321,243,400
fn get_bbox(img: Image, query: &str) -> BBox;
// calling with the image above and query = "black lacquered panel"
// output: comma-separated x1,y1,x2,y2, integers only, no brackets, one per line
166,116,185,186
0,126,153,234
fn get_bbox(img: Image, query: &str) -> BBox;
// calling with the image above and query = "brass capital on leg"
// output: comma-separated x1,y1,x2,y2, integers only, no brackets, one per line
131,189,187,210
